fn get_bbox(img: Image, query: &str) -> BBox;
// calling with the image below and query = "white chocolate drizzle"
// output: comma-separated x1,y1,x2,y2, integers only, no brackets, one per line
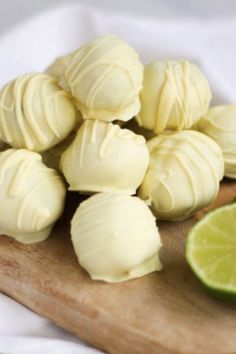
140,130,224,220
62,35,143,121
16,173,60,231
71,193,162,282
79,120,88,168
99,123,118,158
60,120,149,194
0,73,76,152
138,60,211,134
198,105,236,178
0,149,66,241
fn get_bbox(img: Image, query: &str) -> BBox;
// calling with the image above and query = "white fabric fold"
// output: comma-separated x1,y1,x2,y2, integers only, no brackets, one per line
0,293,102,353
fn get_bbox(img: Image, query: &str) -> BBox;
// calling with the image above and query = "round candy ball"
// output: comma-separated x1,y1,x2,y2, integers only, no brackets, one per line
0,73,77,152
138,130,224,221
198,105,236,179
0,149,66,243
136,60,212,134
60,120,149,195
71,192,162,282
49,35,143,122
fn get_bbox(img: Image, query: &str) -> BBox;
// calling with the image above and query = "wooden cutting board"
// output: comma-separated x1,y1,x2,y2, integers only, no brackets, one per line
0,180,236,354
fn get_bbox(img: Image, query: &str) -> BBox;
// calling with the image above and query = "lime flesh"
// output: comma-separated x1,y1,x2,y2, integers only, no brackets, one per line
186,203,236,301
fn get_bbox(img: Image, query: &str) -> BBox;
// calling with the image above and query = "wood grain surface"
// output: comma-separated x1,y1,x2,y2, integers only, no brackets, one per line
0,180,236,354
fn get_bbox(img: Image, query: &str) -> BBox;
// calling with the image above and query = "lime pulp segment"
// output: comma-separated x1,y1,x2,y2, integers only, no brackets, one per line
186,203,236,295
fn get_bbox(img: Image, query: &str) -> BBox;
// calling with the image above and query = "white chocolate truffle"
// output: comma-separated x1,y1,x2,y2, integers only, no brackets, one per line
138,131,224,221
136,60,212,134
55,35,143,122
198,105,236,179
60,120,149,194
0,149,66,243
71,193,162,282
0,73,77,152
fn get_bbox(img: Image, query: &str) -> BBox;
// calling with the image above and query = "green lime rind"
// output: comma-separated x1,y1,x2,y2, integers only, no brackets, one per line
186,203,236,302
205,285,236,303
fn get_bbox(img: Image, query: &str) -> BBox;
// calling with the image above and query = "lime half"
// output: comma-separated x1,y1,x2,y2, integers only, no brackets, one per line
186,203,236,301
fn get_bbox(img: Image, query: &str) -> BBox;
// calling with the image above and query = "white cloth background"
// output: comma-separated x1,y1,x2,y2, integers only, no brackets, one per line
0,2,236,353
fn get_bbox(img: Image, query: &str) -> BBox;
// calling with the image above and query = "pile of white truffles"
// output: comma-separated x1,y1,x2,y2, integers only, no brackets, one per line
0,34,234,283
